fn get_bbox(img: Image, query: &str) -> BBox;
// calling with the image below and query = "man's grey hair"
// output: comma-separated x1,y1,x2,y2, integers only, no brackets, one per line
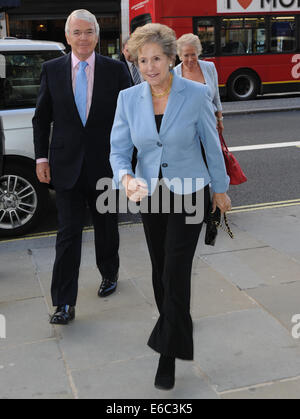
122,36,130,49
65,9,100,36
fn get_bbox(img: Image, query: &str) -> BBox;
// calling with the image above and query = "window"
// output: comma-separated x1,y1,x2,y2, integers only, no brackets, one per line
0,50,63,110
195,18,216,56
221,17,266,55
271,16,296,53
130,13,152,33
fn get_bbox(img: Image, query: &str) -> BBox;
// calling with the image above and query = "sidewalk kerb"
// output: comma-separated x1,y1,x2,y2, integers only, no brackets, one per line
223,106,300,116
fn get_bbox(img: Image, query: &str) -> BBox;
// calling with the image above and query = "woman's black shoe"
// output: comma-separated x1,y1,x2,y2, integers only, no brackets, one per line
154,355,175,390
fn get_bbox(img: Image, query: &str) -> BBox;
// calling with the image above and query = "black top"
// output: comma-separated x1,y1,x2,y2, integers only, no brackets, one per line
155,114,164,180
155,114,163,134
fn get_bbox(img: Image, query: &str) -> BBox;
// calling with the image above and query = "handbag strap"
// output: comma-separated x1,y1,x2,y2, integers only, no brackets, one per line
213,212,234,239
219,133,229,152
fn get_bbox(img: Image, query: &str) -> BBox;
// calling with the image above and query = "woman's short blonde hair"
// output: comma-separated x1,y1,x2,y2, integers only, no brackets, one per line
177,33,202,58
127,23,177,65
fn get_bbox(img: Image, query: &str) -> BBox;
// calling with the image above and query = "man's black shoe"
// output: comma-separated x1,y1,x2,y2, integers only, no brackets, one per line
50,305,75,325
98,274,118,297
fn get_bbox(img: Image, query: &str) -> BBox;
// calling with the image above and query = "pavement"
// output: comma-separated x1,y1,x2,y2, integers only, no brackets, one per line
222,95,300,115
1,97,300,400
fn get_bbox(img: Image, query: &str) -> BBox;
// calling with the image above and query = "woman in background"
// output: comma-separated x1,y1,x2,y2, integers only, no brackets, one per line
174,33,224,134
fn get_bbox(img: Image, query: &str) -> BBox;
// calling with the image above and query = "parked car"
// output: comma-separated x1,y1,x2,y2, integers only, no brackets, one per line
0,38,65,237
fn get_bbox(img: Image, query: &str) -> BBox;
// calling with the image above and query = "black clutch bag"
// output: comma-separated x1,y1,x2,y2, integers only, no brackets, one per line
205,205,221,246
205,205,234,246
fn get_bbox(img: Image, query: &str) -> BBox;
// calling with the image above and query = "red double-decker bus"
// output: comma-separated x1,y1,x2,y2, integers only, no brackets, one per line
129,0,300,100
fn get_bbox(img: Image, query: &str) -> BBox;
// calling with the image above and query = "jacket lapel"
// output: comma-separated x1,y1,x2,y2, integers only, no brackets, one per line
86,54,106,127
137,74,186,140
137,82,160,140
159,74,185,136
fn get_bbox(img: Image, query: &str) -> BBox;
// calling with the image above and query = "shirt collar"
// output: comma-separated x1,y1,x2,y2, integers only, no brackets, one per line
71,51,95,70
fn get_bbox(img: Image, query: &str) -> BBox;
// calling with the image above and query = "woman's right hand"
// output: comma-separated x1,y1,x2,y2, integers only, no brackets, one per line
122,174,148,202
212,192,231,214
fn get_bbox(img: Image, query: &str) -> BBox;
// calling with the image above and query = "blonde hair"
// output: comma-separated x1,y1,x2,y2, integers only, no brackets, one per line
127,23,177,65
177,33,202,58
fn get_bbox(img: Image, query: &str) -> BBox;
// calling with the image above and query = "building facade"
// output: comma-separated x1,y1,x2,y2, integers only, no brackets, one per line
7,0,129,58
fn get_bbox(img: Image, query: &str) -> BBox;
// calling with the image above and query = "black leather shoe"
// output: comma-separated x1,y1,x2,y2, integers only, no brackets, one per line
50,305,75,325
154,355,175,390
98,273,118,298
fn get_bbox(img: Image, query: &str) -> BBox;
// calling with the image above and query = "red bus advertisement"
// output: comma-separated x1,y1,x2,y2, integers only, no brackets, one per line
129,0,300,100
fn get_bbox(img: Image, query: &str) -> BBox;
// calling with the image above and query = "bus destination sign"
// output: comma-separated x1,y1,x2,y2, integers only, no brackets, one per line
217,0,300,13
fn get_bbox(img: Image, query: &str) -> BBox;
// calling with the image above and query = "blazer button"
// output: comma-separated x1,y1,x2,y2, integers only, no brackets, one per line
157,142,163,147
162,163,168,168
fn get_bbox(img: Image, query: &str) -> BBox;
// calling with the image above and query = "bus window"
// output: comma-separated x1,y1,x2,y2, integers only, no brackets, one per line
194,18,216,56
271,17,296,53
221,17,266,55
130,13,152,33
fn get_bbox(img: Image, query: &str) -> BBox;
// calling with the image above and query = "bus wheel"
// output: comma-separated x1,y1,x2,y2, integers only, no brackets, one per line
227,70,259,101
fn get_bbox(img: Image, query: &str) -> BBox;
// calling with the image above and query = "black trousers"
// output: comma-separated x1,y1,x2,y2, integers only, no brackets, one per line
141,184,209,360
51,164,119,307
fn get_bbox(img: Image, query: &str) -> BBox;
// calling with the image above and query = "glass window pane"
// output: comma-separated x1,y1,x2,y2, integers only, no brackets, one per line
195,19,216,56
0,51,63,110
271,16,296,53
221,18,266,55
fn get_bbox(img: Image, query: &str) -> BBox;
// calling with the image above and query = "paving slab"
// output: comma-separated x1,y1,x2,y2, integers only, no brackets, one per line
202,246,300,290
0,298,53,348
53,303,157,372
193,308,300,392
72,355,219,399
220,377,300,399
0,250,41,303
247,281,300,334
191,267,256,319
231,206,300,263
197,223,266,256
0,340,72,399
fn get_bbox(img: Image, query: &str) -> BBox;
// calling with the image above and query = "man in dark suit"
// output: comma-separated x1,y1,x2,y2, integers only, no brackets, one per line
120,37,143,86
33,9,131,325
119,37,142,173
0,120,3,176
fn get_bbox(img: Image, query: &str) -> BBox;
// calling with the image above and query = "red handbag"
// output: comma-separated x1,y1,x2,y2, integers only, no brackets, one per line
219,133,247,185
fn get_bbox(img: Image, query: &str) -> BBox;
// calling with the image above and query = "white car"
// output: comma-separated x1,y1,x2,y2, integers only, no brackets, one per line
0,38,65,237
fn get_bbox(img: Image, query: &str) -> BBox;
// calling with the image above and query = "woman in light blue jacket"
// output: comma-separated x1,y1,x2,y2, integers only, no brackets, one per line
110,23,231,391
174,33,224,134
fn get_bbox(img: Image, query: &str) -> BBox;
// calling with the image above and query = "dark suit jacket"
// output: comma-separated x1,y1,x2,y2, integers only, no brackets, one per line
119,53,134,86
33,52,131,191
0,122,4,176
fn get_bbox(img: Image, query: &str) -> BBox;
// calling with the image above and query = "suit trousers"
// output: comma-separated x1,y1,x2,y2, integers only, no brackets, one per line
51,163,119,307
141,184,209,360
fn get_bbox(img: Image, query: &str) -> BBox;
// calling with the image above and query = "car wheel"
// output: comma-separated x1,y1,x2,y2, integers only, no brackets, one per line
0,162,49,237
227,70,260,101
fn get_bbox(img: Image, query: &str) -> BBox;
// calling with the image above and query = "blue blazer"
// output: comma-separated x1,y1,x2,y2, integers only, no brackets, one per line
174,60,222,113
110,73,229,195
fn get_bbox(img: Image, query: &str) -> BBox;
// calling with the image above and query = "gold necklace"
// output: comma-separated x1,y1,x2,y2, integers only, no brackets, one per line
151,74,173,98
